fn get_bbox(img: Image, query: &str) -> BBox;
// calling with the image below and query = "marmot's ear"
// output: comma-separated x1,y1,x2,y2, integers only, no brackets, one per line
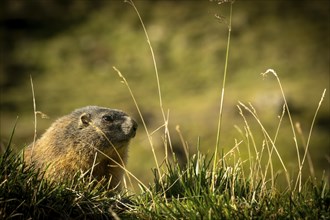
79,113,91,128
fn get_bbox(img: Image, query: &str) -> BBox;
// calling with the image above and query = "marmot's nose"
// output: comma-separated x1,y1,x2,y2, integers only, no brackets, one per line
131,119,138,137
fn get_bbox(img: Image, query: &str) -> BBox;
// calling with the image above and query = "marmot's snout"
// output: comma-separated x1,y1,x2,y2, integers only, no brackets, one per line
121,116,138,138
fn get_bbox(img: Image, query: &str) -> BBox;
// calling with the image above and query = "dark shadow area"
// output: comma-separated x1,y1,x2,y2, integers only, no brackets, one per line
1,0,106,89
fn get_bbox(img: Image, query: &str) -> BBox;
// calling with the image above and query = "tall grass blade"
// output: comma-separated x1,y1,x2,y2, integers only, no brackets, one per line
212,0,234,193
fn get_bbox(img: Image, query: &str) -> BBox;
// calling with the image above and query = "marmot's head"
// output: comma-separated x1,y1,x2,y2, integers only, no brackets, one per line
71,106,138,150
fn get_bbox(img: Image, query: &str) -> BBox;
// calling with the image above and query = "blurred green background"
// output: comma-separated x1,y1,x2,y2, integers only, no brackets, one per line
1,0,329,188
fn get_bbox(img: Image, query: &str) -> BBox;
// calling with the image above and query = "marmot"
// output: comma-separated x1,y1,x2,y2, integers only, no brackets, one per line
24,106,138,189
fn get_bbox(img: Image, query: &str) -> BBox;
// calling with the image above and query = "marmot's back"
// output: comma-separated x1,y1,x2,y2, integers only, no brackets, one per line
24,106,138,189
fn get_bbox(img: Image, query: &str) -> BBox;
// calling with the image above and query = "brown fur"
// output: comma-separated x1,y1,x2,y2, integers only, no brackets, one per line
24,106,137,189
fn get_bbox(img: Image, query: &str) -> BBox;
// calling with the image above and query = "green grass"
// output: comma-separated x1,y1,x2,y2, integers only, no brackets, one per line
1,1,330,219
0,137,129,219
130,153,329,219
1,139,329,219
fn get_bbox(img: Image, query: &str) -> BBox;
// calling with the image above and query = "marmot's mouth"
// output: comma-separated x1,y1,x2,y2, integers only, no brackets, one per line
131,130,136,138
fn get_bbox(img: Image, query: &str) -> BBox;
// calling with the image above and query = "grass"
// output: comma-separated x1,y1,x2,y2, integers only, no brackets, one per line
0,145,131,219
1,0,330,219
130,153,329,219
1,134,329,219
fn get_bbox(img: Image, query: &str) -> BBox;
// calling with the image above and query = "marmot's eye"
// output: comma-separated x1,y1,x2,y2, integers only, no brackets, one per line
102,115,114,122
